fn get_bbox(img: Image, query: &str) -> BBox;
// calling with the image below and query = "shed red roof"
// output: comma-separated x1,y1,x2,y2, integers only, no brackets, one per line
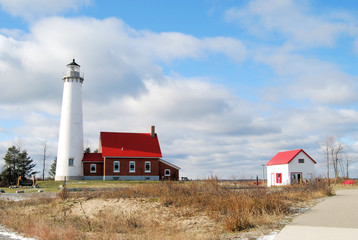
266,149,316,166
100,132,162,158
83,153,103,162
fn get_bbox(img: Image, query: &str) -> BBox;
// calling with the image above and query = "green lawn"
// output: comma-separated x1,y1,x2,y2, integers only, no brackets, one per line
0,180,160,193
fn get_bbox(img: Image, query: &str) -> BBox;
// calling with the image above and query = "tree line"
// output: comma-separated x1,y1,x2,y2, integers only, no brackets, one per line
0,146,98,185
321,136,356,186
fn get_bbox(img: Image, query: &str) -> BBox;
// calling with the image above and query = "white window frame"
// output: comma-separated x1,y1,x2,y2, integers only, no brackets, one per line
113,161,120,173
90,164,96,173
164,169,171,176
145,161,151,173
68,158,74,166
129,161,135,173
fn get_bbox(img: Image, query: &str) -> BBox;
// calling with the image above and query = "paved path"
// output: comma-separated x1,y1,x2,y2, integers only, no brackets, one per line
275,189,358,240
0,192,56,201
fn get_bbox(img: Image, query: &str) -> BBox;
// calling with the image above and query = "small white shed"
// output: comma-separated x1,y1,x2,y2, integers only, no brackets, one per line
266,149,316,187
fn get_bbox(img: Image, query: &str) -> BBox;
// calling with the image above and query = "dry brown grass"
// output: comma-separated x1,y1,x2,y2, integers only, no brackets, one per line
0,178,332,239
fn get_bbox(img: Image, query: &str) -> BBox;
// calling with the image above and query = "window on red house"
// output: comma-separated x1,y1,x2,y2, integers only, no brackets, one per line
90,164,96,173
129,161,135,173
113,161,120,173
145,161,151,173
276,173,282,183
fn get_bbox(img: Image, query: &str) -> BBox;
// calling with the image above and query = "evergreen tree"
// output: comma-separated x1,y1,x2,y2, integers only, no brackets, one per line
49,158,57,179
0,146,37,185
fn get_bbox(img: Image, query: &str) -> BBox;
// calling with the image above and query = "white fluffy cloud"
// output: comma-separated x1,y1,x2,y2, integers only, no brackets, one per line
0,0,92,20
225,0,349,48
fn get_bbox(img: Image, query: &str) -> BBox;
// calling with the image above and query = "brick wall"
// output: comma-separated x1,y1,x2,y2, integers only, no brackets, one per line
83,162,103,176
159,161,179,181
104,158,160,176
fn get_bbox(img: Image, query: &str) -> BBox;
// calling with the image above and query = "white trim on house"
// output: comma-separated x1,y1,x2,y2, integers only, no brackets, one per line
164,169,171,176
145,161,151,173
113,161,120,173
129,161,135,173
90,164,96,173
159,159,181,170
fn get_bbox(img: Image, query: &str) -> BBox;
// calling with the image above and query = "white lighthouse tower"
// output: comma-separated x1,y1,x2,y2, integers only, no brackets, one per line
55,59,84,180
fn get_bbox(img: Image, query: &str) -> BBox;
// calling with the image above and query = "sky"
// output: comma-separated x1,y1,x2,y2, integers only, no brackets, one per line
1,0,358,179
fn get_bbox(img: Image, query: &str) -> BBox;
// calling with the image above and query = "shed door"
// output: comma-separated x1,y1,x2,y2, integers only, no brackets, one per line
271,173,275,185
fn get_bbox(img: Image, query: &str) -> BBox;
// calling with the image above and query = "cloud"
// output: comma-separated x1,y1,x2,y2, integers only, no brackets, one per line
0,16,249,178
225,0,349,48
136,32,246,63
0,17,247,105
257,51,358,105
0,0,92,21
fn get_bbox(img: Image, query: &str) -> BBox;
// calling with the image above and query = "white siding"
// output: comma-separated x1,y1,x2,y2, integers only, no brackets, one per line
267,164,289,186
288,151,316,182
267,151,316,187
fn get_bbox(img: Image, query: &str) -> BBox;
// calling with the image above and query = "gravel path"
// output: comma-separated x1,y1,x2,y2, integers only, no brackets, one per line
0,193,56,202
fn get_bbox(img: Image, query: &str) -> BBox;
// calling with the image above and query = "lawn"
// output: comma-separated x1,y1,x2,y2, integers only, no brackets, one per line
0,180,160,193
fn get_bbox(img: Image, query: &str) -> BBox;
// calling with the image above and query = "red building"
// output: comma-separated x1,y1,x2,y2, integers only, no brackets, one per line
83,126,180,181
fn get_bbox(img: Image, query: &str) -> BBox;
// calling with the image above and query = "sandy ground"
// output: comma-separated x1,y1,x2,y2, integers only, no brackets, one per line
69,198,222,239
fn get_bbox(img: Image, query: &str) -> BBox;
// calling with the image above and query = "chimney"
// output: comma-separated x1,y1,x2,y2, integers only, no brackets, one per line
150,125,156,137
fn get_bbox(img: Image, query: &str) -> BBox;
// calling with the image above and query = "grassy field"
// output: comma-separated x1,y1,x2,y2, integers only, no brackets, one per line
0,179,335,240
0,180,161,193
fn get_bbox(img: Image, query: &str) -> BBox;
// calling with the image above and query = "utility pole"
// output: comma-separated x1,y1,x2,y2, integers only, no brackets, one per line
42,143,47,181
262,164,265,186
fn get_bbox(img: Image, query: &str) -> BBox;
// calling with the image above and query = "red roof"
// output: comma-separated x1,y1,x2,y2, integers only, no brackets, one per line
83,153,103,162
266,149,316,166
100,132,162,158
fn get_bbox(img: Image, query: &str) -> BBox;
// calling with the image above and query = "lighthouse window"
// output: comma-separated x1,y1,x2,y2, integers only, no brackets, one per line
90,164,96,173
145,161,151,173
68,158,74,166
129,161,135,173
114,161,120,173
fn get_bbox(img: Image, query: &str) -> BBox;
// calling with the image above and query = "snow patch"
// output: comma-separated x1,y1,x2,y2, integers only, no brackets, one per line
0,225,35,240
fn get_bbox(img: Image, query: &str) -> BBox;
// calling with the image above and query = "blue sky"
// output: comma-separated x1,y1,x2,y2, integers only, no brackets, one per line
1,0,358,179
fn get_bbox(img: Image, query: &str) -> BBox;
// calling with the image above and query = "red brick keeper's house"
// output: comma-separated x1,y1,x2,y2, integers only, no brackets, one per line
83,126,180,181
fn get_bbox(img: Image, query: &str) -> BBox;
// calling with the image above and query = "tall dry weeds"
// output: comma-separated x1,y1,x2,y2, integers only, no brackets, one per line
0,179,332,239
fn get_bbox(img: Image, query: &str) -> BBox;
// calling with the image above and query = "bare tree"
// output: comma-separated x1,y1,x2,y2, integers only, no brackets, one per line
343,153,355,178
321,136,344,186
321,137,332,186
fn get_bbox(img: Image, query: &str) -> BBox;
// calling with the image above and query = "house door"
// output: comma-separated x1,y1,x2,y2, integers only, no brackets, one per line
271,173,275,186
291,172,302,184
